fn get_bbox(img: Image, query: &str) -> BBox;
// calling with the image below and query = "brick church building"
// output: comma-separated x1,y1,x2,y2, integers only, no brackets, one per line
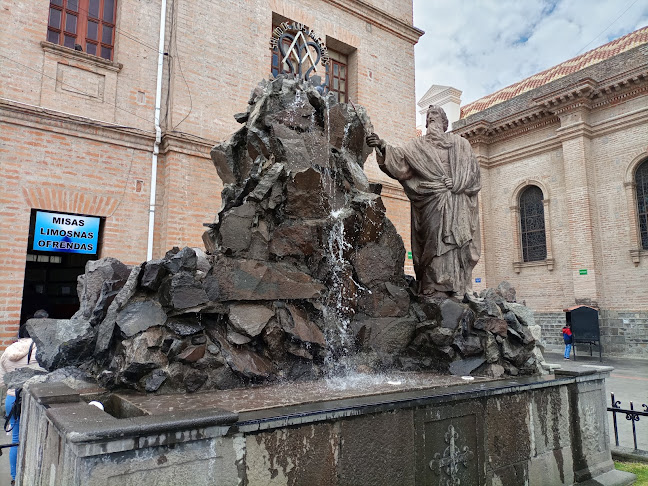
453,27,648,357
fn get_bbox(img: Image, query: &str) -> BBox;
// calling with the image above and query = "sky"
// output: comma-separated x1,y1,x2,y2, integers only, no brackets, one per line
412,0,648,119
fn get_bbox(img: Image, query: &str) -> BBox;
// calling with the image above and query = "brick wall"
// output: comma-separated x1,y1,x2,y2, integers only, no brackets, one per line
0,109,153,347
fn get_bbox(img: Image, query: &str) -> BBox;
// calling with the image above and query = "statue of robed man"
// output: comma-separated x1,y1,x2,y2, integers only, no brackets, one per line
366,105,481,297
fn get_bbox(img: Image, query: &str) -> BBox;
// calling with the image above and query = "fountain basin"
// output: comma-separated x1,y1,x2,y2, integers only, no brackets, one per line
17,368,633,485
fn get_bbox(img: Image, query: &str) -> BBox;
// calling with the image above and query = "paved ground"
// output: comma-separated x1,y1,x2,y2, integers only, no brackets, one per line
544,351,648,452
0,354,644,484
0,421,14,486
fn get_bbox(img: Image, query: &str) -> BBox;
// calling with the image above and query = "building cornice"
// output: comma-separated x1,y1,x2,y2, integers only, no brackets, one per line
456,110,558,145
321,0,424,45
0,98,154,151
160,132,215,158
532,78,598,112
455,66,648,146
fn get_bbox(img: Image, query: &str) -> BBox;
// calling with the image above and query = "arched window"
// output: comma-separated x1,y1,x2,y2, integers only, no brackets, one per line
636,160,648,250
519,185,547,262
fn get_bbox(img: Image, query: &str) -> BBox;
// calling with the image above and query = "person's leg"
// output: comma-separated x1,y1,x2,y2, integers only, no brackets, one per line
565,343,571,359
10,416,19,480
5,395,17,481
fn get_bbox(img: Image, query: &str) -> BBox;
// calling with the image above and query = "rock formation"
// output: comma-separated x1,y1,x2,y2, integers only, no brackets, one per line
24,77,546,394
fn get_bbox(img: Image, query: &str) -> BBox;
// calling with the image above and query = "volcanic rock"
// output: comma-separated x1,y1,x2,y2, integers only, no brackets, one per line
160,272,209,311
140,259,168,292
205,258,325,301
27,317,95,370
357,316,417,354
144,369,168,392
449,357,486,376
497,281,517,302
228,303,275,337
473,318,508,337
75,257,130,320
163,246,198,274
440,299,465,330
279,304,326,347
165,317,203,336
95,264,144,355
504,302,536,327
116,299,167,337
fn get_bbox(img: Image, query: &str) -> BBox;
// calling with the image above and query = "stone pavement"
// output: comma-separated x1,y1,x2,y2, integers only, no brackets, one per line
545,351,648,452
0,429,13,486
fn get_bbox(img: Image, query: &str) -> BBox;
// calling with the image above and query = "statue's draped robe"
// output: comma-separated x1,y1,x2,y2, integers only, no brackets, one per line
377,132,481,295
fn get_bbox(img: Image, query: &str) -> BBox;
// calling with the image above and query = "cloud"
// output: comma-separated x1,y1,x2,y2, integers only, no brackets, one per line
413,0,648,119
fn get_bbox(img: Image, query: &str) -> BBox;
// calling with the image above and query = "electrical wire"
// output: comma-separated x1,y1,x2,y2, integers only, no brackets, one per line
0,52,154,126
169,0,193,130
573,0,641,56
105,150,136,218
160,0,175,128
167,130,217,145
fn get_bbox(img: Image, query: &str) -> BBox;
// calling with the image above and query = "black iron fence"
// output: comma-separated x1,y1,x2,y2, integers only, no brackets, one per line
0,442,18,456
608,392,648,450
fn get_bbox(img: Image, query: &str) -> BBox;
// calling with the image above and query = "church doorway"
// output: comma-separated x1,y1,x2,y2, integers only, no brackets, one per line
20,209,103,324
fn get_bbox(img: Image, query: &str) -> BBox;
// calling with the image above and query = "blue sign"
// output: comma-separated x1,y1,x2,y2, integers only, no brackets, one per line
475,278,482,283
33,211,100,254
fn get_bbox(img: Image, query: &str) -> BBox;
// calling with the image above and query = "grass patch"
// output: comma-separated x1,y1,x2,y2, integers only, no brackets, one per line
616,461,648,485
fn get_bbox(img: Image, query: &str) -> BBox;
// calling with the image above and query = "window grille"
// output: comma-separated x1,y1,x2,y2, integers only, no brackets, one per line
519,185,547,262
636,160,648,250
47,0,117,61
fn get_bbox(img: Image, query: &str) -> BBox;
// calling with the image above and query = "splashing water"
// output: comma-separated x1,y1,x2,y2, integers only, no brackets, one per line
323,209,355,375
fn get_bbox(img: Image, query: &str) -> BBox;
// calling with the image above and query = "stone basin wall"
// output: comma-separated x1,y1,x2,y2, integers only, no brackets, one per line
16,368,634,486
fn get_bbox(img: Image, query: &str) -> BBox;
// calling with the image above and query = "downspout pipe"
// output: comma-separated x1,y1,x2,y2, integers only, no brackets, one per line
147,0,168,261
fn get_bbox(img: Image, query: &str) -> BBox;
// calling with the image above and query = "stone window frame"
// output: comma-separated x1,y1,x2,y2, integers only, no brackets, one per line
510,180,554,273
47,0,118,61
624,153,648,266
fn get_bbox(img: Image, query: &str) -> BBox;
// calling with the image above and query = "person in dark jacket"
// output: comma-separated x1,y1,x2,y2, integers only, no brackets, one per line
562,323,573,360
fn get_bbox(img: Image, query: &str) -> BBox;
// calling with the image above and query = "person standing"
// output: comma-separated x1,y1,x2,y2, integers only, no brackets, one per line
366,105,481,298
562,323,573,360
0,310,46,485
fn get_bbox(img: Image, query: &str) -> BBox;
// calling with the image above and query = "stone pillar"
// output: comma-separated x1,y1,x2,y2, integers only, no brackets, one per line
556,106,600,306
559,368,616,483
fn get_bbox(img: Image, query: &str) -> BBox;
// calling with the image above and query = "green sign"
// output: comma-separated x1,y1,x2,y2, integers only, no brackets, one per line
579,269,587,275
407,251,412,260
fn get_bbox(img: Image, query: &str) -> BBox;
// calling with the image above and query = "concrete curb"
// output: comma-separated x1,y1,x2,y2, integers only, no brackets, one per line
612,445,648,464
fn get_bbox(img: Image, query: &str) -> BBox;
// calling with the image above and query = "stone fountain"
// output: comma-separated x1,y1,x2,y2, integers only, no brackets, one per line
25,77,544,394
13,77,632,485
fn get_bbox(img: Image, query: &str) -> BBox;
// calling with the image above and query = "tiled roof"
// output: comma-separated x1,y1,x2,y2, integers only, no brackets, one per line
460,26,648,119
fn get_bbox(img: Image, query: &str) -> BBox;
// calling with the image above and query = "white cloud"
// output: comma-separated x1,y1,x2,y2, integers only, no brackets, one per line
413,0,648,118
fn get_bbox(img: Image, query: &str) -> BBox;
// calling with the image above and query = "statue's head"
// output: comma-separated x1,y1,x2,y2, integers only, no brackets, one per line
426,105,449,132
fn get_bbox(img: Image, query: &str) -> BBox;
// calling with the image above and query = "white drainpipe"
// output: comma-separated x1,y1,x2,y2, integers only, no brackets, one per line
147,0,168,261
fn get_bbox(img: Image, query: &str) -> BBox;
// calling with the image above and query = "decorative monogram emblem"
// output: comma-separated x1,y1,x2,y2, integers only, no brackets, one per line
429,424,474,486
270,22,329,81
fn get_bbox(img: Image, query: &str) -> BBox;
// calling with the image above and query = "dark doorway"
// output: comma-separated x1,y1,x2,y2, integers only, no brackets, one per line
20,209,103,324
